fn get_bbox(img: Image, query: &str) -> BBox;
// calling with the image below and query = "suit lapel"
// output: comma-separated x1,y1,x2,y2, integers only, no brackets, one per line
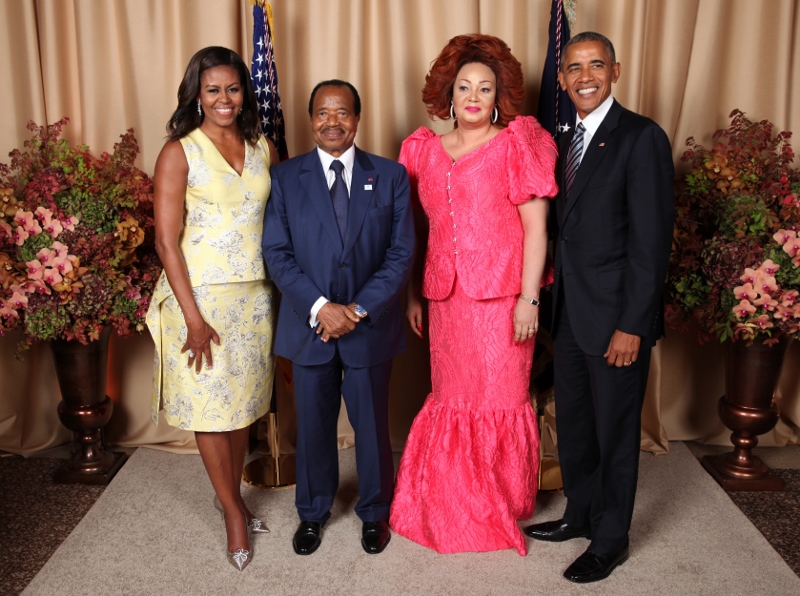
562,100,623,222
298,150,344,250
341,148,376,258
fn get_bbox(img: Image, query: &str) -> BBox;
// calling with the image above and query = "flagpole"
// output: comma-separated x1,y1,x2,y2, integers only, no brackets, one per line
242,0,295,490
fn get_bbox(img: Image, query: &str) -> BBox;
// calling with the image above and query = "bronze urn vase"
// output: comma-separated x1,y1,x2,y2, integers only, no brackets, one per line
701,336,792,491
49,327,127,484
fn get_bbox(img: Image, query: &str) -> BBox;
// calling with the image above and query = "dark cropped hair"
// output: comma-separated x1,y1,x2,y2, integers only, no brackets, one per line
563,31,616,66
307,79,362,117
421,34,524,128
166,46,260,145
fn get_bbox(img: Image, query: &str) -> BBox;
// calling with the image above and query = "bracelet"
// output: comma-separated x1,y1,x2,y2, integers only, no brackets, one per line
519,294,540,307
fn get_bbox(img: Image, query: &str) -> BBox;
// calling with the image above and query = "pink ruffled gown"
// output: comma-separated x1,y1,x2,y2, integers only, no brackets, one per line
390,116,558,555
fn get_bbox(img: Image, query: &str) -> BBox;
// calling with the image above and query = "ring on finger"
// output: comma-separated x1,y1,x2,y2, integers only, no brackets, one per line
624,361,631,366
188,349,195,358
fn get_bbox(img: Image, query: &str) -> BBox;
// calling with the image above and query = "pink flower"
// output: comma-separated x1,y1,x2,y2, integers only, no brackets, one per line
25,259,44,280
50,241,68,258
783,236,800,257
782,290,799,306
60,216,78,231
774,306,794,321
36,247,55,265
753,270,778,295
739,267,758,284
753,295,778,310
733,283,757,301
53,255,73,275
749,314,774,330
732,300,756,318
30,280,51,295
11,226,29,245
0,222,12,239
758,259,780,276
9,287,28,309
0,300,19,320
773,229,797,245
14,210,42,235
42,267,63,286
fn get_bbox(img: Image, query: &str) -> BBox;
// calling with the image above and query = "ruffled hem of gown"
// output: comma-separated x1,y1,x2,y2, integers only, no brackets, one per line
390,396,540,555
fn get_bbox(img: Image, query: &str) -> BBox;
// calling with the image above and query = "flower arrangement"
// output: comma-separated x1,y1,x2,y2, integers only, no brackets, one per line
0,118,162,354
666,109,800,345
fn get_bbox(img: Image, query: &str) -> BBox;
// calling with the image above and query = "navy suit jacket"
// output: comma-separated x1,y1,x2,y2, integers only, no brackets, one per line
263,147,414,368
552,100,675,355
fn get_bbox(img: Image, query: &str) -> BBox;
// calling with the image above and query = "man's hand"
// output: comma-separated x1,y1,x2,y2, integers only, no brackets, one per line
604,330,641,367
316,302,360,342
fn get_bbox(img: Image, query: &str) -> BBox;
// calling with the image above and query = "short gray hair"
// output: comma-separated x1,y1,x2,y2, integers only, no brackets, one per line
563,31,616,66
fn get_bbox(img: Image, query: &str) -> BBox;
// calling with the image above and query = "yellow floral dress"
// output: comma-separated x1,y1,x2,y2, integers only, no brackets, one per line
146,129,275,431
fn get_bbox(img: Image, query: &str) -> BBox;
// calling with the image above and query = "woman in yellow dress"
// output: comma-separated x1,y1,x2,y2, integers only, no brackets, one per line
146,47,278,571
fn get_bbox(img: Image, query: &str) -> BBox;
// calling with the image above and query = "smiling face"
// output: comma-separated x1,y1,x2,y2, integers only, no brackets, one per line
558,40,620,120
451,61,497,126
310,85,360,157
197,65,243,129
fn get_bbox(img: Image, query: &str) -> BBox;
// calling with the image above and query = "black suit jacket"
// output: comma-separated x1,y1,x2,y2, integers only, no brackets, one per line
552,100,675,355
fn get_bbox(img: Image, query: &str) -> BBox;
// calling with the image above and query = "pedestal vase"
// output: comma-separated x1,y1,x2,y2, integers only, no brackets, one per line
50,327,127,484
701,336,791,491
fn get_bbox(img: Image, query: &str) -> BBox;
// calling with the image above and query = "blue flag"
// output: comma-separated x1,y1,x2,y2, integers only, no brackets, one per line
537,0,576,141
251,1,288,161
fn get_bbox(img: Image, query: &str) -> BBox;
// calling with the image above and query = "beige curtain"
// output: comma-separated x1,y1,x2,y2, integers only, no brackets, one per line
1,0,799,456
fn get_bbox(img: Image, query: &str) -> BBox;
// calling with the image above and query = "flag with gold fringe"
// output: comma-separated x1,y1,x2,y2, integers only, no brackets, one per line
537,0,577,140
250,0,288,161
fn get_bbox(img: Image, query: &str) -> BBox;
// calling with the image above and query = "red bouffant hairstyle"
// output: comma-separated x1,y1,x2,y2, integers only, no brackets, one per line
422,34,524,128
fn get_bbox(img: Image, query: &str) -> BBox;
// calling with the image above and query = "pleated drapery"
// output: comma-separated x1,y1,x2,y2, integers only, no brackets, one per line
1,0,799,455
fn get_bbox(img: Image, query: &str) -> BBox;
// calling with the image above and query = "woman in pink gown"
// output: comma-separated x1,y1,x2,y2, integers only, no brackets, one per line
390,34,558,555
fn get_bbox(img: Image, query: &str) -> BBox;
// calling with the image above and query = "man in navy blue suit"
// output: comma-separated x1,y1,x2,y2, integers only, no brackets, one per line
524,33,674,582
263,80,414,556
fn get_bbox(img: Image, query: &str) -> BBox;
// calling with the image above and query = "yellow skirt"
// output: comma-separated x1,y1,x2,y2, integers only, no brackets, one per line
147,279,275,431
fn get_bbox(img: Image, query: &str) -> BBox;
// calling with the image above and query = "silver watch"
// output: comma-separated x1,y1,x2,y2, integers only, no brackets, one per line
353,304,368,319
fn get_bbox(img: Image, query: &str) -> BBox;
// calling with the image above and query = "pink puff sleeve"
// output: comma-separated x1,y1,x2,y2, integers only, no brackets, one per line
398,127,436,211
506,116,559,205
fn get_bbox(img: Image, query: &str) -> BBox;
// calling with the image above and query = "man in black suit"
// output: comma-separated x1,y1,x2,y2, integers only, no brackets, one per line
524,32,674,583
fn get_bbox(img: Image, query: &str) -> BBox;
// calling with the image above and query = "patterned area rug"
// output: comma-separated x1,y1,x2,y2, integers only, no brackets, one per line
0,457,105,596
727,469,800,576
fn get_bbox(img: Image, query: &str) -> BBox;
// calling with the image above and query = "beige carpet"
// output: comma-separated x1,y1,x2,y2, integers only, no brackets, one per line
22,442,800,596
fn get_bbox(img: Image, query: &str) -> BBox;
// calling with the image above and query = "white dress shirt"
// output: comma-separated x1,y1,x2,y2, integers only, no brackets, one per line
575,94,615,162
309,144,356,327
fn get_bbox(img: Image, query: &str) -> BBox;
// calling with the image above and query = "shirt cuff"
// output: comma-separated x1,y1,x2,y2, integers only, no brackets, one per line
309,296,329,327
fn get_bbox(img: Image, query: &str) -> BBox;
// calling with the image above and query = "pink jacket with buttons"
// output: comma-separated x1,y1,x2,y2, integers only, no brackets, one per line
399,116,558,301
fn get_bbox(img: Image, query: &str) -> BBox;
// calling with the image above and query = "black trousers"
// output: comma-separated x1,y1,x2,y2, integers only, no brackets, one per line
553,301,652,556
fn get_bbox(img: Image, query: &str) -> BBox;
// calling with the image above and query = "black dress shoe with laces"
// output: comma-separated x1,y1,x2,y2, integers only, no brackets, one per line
361,521,391,554
563,545,629,583
523,518,591,542
292,521,323,555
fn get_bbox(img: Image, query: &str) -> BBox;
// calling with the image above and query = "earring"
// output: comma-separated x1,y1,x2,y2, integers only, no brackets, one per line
450,101,456,120
197,100,202,116
491,106,499,124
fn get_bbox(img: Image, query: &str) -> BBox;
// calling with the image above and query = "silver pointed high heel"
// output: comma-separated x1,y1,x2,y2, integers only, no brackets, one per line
227,548,251,571
214,495,270,533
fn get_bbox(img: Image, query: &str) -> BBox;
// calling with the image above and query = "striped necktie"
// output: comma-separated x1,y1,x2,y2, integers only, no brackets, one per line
564,122,586,194
329,160,348,241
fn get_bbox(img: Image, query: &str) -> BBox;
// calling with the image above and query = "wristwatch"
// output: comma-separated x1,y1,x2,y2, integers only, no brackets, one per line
352,303,368,319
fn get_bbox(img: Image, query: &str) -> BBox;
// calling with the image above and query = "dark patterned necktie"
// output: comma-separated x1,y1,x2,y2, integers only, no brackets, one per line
564,122,586,194
329,160,348,240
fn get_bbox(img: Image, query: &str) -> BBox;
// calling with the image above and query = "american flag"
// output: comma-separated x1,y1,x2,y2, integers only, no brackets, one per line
251,0,288,161
537,0,577,141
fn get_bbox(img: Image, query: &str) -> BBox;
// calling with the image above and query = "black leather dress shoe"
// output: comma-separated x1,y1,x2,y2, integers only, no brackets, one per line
523,519,591,542
563,546,629,583
292,521,323,555
361,521,391,554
